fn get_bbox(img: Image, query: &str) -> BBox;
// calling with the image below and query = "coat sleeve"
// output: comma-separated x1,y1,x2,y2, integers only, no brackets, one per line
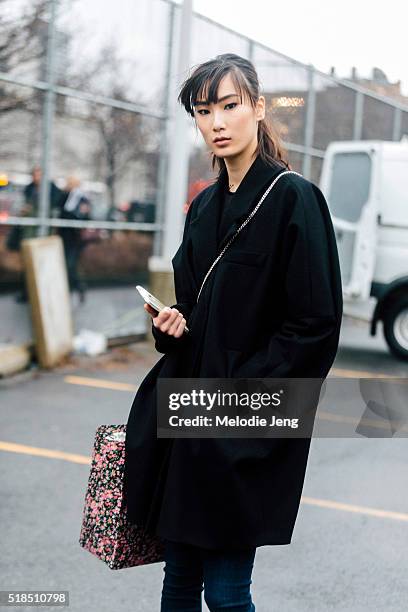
151,299,191,353
151,198,197,354
236,179,343,379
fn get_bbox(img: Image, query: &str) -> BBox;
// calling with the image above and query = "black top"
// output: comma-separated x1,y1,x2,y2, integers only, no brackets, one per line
217,181,236,248
24,181,62,214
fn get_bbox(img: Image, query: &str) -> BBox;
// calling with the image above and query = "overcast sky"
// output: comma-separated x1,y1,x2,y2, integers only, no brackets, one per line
65,0,407,101
191,0,407,96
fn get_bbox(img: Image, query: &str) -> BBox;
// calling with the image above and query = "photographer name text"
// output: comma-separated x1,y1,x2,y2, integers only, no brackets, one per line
167,414,299,429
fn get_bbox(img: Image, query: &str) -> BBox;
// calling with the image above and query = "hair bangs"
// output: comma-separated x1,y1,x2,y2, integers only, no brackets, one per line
179,62,254,117
195,67,254,110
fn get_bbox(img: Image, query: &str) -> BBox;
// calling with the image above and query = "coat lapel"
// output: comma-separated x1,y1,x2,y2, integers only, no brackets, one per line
188,155,287,286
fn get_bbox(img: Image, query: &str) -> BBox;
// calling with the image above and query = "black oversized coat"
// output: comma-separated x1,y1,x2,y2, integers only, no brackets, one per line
124,155,343,550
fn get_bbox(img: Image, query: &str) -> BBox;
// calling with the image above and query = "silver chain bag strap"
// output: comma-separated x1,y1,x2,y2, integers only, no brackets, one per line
195,170,303,304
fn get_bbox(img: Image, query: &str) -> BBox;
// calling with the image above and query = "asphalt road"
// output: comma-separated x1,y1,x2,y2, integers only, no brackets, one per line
0,317,407,612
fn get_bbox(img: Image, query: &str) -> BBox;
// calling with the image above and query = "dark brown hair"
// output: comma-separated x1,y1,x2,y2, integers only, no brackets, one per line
178,53,291,175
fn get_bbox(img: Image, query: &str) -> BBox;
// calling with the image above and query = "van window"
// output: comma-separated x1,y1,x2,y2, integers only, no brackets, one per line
329,152,371,222
380,160,408,226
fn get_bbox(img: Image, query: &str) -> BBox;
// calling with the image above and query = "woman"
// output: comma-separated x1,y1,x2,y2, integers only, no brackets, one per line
124,53,343,611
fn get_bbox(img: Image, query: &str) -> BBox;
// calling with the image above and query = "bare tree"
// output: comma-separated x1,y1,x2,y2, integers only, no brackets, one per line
1,3,157,206
0,0,49,113
66,42,154,209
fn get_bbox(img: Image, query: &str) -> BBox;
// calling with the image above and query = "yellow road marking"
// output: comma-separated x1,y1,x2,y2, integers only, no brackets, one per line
63,374,408,433
0,440,407,523
302,496,408,522
0,441,91,464
64,375,138,392
317,410,408,433
64,370,404,395
330,367,403,379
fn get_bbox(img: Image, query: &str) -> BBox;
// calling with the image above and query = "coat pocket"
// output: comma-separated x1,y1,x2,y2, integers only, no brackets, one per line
215,251,270,351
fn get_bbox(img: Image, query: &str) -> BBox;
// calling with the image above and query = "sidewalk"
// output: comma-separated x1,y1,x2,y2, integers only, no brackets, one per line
0,286,147,345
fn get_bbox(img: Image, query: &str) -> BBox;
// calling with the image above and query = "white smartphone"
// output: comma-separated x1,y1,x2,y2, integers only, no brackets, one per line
136,285,189,333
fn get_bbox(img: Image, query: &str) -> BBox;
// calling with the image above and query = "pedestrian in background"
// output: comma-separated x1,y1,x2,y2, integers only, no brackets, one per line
22,165,61,229
11,165,61,302
57,175,91,304
125,53,343,611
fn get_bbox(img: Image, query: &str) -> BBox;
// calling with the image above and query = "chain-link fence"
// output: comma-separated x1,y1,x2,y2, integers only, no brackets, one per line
1,0,407,288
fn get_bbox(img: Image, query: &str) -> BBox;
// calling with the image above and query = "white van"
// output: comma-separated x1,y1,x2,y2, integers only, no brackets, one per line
319,139,408,361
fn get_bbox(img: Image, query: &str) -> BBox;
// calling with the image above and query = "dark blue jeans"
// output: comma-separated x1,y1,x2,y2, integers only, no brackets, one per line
160,539,256,611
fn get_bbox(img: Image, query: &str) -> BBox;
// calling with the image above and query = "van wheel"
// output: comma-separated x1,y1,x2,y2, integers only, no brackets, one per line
383,297,408,361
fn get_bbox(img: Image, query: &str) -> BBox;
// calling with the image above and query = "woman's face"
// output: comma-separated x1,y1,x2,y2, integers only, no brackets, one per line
193,72,265,160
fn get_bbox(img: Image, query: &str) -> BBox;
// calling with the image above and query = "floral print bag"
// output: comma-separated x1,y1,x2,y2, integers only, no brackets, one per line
79,424,165,570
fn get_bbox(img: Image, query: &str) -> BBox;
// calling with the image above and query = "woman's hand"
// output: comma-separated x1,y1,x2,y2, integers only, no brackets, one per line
144,304,187,338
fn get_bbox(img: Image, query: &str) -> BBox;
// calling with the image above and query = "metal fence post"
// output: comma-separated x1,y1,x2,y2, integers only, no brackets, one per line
38,0,58,237
353,90,364,140
302,64,315,180
161,0,192,260
153,1,175,257
247,39,254,63
392,107,402,141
